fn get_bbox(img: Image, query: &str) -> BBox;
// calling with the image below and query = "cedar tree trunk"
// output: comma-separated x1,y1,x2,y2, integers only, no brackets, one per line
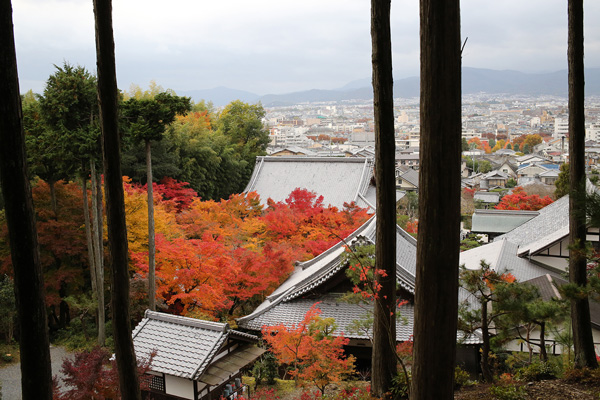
0,1,53,398
91,161,106,345
568,0,598,369
93,0,142,398
370,0,397,397
411,0,462,398
146,139,156,311
82,172,98,298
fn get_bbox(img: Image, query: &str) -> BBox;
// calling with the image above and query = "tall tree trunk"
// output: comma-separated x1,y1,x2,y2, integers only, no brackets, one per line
81,172,98,298
568,0,597,370
411,0,462,398
0,2,53,398
81,171,100,342
370,0,397,398
93,1,142,399
539,321,548,362
479,301,493,383
48,179,58,218
91,161,106,346
146,140,156,311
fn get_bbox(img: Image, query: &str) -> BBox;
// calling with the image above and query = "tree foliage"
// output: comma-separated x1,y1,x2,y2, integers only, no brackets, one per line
554,163,570,199
121,99,269,200
262,304,356,395
36,63,100,177
53,346,153,400
129,187,370,317
459,261,516,382
495,186,553,211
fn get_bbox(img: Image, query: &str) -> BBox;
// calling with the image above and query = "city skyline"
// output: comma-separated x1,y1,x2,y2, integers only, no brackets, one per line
12,0,600,96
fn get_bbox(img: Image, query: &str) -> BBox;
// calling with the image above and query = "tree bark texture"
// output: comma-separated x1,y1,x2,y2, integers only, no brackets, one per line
91,162,106,346
81,173,98,299
0,1,53,398
370,0,397,397
411,0,462,398
146,140,156,311
93,0,142,398
568,0,597,369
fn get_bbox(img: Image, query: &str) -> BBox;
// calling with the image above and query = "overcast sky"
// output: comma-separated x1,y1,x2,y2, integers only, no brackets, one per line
12,0,600,96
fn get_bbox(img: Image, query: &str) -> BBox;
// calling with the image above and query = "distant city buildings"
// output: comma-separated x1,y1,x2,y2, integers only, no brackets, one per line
263,94,600,185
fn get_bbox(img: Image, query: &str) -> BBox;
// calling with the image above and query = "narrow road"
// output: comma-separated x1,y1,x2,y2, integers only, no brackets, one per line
0,345,72,400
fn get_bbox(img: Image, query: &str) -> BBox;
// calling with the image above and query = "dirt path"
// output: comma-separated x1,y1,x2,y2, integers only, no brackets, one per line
0,345,72,400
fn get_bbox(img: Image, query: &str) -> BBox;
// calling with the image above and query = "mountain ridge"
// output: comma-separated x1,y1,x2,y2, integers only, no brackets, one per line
180,67,600,107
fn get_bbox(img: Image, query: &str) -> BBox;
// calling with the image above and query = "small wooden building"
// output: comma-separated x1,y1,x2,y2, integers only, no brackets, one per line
133,311,264,400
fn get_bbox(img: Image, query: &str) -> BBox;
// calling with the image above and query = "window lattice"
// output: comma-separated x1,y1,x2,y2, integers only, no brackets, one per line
149,375,165,392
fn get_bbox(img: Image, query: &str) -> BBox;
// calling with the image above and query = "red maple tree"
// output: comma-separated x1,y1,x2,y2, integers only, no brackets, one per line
495,186,553,211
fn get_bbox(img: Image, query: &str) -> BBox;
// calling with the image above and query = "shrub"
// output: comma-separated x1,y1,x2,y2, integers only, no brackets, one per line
563,367,600,385
488,384,527,400
252,352,278,387
454,366,476,389
1,353,13,363
390,370,410,399
515,361,558,381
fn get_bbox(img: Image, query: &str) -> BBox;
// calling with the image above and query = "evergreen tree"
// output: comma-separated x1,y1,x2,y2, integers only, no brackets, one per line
122,91,191,311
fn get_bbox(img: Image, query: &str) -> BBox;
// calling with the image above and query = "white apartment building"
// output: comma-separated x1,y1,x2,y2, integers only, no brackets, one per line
554,117,569,138
587,123,600,141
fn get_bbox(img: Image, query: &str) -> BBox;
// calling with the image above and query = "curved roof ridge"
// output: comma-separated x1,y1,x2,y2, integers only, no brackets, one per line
143,310,228,333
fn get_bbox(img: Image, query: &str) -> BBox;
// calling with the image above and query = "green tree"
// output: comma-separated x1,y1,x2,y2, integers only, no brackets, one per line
459,261,517,382
122,91,191,311
164,110,250,200
555,163,570,198
38,62,99,180
215,100,270,185
496,282,567,362
461,137,469,152
35,63,106,345
464,157,492,174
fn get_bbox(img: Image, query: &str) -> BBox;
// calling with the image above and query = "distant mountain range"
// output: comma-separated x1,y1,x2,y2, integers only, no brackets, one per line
179,67,600,107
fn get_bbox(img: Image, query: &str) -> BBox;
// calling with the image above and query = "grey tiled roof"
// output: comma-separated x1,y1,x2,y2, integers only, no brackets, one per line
244,156,375,210
494,195,569,247
242,294,481,345
460,239,560,282
471,209,539,235
132,311,258,380
241,294,414,341
525,275,600,329
474,191,500,203
399,169,419,187
525,274,564,302
238,217,417,327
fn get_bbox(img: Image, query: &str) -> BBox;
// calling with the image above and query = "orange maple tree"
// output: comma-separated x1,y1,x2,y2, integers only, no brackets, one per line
131,187,370,318
262,304,356,395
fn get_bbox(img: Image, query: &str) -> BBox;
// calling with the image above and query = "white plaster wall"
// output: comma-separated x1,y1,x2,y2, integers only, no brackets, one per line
165,375,194,400
530,255,567,272
504,326,600,356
